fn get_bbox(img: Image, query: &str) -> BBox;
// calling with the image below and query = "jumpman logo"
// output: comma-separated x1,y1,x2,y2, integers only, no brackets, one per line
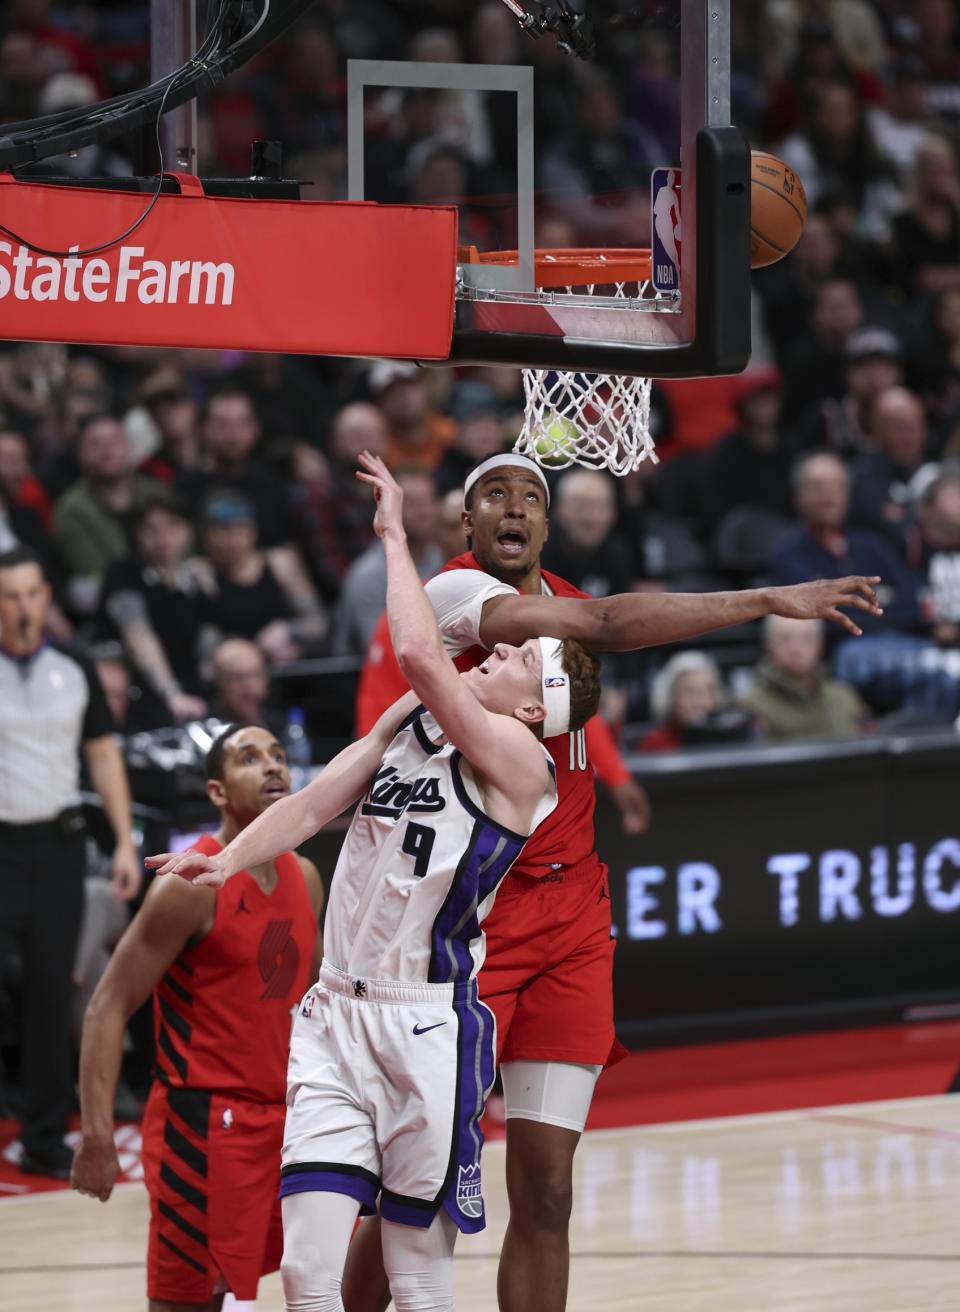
412,1021,447,1035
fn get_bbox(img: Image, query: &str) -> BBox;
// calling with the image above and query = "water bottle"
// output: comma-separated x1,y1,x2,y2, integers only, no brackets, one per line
282,707,312,791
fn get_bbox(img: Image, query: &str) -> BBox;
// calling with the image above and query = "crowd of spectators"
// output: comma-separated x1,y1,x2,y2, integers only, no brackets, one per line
2,0,960,758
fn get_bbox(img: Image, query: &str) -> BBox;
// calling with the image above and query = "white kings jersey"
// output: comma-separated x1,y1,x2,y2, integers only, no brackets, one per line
324,705,558,984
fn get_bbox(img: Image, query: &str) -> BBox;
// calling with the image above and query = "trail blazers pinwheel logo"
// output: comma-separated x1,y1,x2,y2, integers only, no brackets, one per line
258,919,300,1000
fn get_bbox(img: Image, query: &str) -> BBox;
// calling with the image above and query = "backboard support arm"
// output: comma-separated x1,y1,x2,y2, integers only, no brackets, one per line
151,0,198,172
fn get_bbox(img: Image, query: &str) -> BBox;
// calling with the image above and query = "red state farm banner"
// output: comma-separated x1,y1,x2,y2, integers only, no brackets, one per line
0,172,458,359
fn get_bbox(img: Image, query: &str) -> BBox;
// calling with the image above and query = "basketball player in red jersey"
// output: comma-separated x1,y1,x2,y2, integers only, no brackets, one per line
72,723,324,1311
346,453,882,1312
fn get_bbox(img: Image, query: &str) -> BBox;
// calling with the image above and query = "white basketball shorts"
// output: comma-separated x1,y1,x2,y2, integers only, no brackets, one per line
279,959,496,1234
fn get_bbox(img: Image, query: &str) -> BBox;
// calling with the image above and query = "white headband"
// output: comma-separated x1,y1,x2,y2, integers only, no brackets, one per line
463,454,550,510
538,636,570,738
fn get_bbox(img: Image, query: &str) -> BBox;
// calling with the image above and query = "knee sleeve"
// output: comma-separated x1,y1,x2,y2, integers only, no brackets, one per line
382,1211,457,1312
281,1191,359,1312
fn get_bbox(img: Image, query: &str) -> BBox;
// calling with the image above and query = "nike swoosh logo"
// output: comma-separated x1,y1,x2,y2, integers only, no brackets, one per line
412,1022,447,1035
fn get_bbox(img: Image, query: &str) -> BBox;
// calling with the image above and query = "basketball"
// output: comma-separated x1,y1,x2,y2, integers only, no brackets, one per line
750,152,807,268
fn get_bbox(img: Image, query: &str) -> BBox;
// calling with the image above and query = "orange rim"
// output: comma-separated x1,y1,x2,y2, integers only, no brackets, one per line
458,246,652,289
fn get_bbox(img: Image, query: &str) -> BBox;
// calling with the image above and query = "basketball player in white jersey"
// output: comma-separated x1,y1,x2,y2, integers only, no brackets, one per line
149,451,602,1312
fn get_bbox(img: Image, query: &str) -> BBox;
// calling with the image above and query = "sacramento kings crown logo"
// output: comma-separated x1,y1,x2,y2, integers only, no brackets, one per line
456,1162,483,1219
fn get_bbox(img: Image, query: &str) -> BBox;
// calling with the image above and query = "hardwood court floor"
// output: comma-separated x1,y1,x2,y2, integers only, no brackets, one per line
1,1095,958,1311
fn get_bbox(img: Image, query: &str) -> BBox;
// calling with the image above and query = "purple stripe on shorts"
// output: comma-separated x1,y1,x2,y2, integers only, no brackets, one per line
380,1193,438,1229
441,989,495,1235
278,1168,378,1214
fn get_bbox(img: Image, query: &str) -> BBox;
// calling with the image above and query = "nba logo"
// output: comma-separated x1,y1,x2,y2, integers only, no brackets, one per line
651,167,681,293
301,993,315,1018
456,1163,483,1219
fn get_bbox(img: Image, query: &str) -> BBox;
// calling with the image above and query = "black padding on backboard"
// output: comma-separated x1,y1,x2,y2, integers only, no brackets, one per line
693,125,752,377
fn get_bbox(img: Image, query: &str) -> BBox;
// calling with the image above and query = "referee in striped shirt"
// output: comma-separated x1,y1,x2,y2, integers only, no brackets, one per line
0,547,141,1179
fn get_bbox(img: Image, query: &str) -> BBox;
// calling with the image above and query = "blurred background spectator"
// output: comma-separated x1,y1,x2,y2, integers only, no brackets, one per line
792,324,904,458
51,414,155,619
0,343,69,436
542,469,637,598
97,490,209,727
866,54,936,185
888,134,960,296
369,361,457,473
849,385,933,550
294,401,387,603
754,213,842,365
739,615,866,740
905,286,960,439
434,381,510,495
0,427,52,529
91,645,135,735
775,78,901,241
178,385,292,547
915,468,960,649
194,489,328,664
436,485,469,561
135,373,201,484
703,365,794,582
539,67,664,245
639,651,728,752
209,636,286,736
331,466,443,657
0,455,47,559
770,451,919,632
781,277,865,422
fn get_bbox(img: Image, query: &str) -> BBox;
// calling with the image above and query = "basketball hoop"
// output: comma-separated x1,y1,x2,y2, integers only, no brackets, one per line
459,247,665,476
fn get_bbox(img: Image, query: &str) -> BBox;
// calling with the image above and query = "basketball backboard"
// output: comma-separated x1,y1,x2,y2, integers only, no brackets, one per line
346,0,750,378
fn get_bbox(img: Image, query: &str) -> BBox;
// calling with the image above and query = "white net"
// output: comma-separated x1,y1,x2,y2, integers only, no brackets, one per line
513,274,658,477
515,368,655,476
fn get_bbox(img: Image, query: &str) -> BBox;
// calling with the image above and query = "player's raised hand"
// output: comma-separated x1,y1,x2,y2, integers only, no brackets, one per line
770,576,883,636
145,848,229,888
356,449,403,540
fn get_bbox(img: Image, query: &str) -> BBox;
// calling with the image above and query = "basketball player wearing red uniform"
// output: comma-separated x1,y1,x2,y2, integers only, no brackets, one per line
72,723,324,1311
346,453,882,1312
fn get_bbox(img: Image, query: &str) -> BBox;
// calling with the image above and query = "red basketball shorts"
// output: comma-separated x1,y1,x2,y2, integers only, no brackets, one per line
142,1082,285,1303
479,856,623,1068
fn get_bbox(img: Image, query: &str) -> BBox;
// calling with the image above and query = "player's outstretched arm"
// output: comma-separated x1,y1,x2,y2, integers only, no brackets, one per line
357,451,550,809
148,692,419,887
71,877,215,1202
478,576,884,651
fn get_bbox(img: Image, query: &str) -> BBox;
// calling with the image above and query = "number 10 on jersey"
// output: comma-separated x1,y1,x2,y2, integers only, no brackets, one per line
569,729,587,771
